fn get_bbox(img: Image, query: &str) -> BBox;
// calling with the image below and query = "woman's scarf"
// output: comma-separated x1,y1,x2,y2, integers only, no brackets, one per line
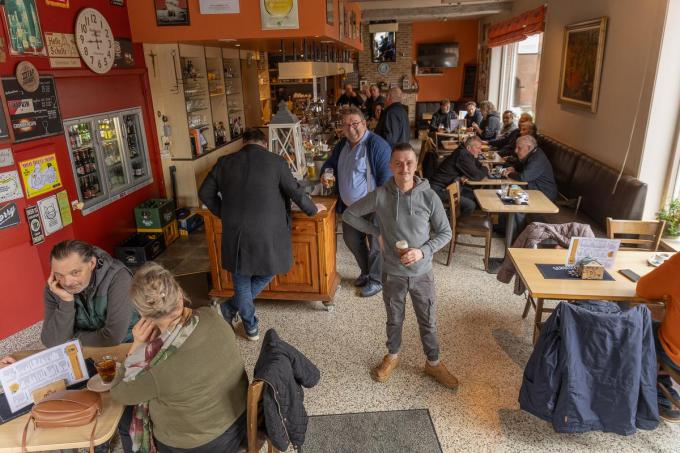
123,307,199,453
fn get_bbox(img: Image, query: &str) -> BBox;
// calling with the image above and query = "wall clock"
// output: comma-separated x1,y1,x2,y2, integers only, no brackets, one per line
377,62,390,75
75,8,115,74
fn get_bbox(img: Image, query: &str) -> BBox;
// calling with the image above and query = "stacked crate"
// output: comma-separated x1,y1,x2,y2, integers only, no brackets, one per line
135,199,179,247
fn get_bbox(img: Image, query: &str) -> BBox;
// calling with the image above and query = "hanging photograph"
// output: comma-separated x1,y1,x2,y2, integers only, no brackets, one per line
3,0,47,56
155,0,190,26
558,17,608,113
260,0,299,30
326,0,333,25
372,32,396,63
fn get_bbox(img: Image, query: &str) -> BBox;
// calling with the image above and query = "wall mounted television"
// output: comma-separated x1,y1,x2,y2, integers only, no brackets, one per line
372,32,396,62
417,43,459,68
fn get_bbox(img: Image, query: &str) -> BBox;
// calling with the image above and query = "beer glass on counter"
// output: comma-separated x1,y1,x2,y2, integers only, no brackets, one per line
321,168,335,196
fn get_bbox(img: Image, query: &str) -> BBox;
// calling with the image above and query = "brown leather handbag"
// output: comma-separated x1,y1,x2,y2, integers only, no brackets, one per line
21,389,103,453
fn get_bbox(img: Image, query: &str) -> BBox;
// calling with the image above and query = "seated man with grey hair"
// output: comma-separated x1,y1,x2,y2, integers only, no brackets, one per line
502,135,557,201
428,136,489,214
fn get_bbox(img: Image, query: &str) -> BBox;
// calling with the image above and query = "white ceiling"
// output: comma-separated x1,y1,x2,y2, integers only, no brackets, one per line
356,0,514,22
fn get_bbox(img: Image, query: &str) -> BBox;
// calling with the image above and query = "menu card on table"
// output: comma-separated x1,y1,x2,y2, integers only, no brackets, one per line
0,340,89,413
566,237,621,269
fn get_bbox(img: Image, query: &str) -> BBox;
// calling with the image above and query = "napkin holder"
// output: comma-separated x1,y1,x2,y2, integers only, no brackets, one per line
575,257,604,280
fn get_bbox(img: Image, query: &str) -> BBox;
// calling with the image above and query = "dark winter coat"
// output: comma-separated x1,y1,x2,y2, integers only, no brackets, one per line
489,128,520,157
520,300,659,436
510,147,558,201
478,111,501,140
464,109,483,128
364,94,385,119
374,102,410,147
254,329,320,451
198,144,318,276
429,109,456,131
428,145,487,191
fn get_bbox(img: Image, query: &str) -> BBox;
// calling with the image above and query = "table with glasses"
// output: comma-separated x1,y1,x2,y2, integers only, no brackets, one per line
507,248,667,342
474,189,559,273
0,345,130,453
465,178,527,187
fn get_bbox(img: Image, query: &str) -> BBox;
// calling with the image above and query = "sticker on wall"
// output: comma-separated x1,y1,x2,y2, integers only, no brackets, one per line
0,170,23,203
0,148,13,168
199,0,239,14
18,154,62,199
3,0,47,56
45,0,69,7
260,0,299,30
15,61,39,93
37,194,62,235
0,202,21,230
2,76,64,142
55,190,72,226
45,32,81,69
113,39,135,69
25,204,45,244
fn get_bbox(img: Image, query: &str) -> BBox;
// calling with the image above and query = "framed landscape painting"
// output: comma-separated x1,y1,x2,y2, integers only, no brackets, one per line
558,17,608,112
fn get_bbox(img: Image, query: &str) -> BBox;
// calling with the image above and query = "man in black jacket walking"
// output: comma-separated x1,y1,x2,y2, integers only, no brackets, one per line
375,87,410,147
199,129,325,340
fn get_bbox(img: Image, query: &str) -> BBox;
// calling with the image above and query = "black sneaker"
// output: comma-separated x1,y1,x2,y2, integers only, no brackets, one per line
354,275,369,287
659,403,680,423
245,326,260,341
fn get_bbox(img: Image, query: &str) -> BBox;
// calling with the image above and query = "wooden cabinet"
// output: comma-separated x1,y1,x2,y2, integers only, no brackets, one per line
199,197,339,305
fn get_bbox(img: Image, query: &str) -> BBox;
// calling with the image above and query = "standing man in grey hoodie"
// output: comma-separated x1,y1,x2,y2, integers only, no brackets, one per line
342,143,458,389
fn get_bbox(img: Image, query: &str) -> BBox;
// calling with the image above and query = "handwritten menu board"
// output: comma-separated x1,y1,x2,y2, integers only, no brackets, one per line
1,76,63,142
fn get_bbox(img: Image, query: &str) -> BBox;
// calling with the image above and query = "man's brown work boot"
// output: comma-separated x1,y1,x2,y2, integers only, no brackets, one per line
371,355,399,383
424,361,459,389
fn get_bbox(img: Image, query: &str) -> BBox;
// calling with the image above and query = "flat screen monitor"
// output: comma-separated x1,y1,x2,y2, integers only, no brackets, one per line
417,43,459,68
372,32,396,63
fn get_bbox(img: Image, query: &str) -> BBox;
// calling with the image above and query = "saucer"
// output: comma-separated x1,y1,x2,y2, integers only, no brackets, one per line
87,374,113,392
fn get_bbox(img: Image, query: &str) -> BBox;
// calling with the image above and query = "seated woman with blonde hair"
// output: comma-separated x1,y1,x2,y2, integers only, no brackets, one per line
111,262,248,453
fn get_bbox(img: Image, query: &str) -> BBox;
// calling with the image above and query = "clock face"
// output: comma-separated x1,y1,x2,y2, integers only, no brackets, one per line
75,8,115,74
378,62,390,75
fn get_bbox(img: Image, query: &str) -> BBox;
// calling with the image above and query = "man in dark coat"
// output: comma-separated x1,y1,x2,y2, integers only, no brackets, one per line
199,128,324,340
336,83,363,108
502,135,557,201
428,99,456,132
364,84,385,119
464,101,483,128
375,87,410,147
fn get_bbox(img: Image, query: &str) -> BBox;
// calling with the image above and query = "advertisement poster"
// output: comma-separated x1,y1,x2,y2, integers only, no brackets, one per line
45,32,81,68
0,148,13,167
25,204,45,244
260,0,299,30
0,170,23,203
0,202,21,230
37,194,62,235
3,0,47,56
56,189,72,226
199,0,239,14
2,76,63,142
45,0,69,7
18,153,62,198
0,340,88,413
566,237,621,269
113,38,135,68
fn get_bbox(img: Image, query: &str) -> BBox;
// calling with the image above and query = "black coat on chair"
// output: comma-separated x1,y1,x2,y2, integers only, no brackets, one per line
199,144,317,276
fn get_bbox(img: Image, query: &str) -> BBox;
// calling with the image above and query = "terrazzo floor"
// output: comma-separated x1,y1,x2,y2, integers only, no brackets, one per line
3,237,680,452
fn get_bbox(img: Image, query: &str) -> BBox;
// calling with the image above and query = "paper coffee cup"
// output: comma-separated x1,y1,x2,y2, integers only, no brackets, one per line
396,240,409,255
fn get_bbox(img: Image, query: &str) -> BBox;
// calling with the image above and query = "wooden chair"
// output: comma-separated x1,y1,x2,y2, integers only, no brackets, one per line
247,380,279,453
606,217,665,251
417,136,437,178
446,181,492,270
658,361,680,411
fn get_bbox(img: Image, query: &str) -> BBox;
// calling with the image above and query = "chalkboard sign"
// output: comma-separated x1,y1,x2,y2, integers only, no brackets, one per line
462,64,477,100
2,76,63,143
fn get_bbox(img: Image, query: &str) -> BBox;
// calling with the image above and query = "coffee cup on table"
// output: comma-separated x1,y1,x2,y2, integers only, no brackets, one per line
396,240,409,256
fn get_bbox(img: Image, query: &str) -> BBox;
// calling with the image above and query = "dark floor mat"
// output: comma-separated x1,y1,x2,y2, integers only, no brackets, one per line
303,409,443,453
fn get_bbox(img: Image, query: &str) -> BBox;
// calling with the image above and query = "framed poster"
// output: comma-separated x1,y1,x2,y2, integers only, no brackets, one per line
326,0,333,25
113,38,136,68
260,0,299,30
558,17,608,113
45,32,81,69
18,153,62,198
2,76,63,142
155,0,190,26
3,0,47,56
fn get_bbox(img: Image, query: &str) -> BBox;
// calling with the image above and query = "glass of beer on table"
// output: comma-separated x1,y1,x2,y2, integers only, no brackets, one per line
95,354,117,383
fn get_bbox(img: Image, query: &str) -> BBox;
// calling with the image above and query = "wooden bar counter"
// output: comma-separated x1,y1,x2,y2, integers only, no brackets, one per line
198,197,339,307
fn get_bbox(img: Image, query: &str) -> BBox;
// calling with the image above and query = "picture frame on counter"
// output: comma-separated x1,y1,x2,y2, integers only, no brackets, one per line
3,0,47,56
154,0,190,26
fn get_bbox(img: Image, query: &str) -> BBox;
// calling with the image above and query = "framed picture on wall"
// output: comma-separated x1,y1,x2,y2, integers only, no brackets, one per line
154,0,190,26
260,0,299,30
371,32,396,63
3,0,47,56
558,17,608,113
326,0,333,25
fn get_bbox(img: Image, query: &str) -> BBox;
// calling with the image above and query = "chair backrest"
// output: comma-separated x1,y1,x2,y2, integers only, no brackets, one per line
417,137,436,177
446,181,460,234
606,217,665,251
247,380,279,453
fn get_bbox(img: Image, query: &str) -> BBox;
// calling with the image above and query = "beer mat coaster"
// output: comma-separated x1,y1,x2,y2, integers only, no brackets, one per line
536,264,615,281
496,193,527,205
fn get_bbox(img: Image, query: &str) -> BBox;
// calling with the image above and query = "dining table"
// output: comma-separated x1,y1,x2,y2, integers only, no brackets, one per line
0,344,131,452
507,248,669,342
474,189,559,273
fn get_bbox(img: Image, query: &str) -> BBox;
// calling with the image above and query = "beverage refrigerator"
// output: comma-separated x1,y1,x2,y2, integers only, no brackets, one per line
64,107,152,215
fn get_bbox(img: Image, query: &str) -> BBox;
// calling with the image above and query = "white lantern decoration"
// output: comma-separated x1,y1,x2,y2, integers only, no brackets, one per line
268,102,307,180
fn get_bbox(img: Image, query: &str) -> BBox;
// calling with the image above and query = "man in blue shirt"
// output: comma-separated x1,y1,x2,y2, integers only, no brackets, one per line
321,107,392,297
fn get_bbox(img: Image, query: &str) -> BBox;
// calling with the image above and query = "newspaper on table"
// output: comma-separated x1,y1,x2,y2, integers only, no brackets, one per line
566,237,621,269
0,340,89,413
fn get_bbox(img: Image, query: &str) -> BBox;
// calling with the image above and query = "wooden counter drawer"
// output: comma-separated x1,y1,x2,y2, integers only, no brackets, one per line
290,221,316,236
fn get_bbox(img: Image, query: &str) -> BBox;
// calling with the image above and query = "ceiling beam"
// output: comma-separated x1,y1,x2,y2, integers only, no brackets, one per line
360,2,513,22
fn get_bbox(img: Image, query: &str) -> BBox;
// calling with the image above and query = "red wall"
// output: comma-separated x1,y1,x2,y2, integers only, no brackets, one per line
0,1,163,339
412,20,479,102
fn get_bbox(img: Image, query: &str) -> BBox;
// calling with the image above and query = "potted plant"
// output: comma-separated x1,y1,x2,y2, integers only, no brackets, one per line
657,198,680,237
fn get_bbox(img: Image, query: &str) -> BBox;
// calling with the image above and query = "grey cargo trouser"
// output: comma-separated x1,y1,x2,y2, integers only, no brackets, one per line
382,271,440,362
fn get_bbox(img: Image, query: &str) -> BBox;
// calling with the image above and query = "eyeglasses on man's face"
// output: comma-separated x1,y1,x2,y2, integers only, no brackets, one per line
342,120,364,129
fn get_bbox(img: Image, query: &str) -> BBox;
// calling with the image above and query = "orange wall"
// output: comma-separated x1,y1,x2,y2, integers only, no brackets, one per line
412,20,479,102
128,0,361,50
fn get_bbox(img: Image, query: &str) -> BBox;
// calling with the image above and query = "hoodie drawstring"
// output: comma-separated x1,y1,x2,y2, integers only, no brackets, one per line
396,190,400,222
